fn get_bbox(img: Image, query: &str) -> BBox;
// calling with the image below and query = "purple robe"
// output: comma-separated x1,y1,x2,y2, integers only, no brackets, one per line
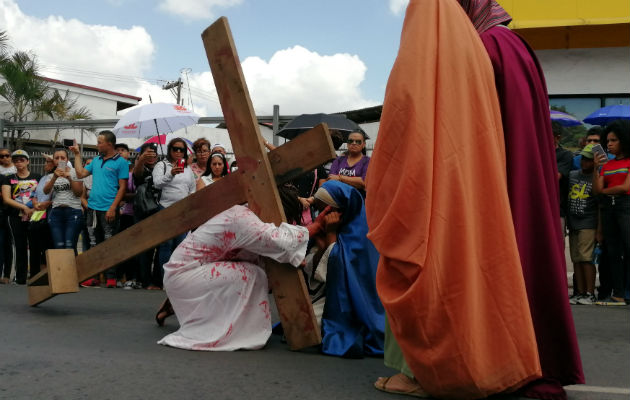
480,25,585,397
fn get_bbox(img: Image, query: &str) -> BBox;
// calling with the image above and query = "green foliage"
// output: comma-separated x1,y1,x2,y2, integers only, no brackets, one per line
39,89,93,150
0,50,49,147
0,30,8,63
550,105,587,149
0,31,93,149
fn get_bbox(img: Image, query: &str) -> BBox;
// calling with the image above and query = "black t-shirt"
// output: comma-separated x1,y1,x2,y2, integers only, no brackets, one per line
133,165,155,186
291,166,328,198
2,172,42,217
556,146,573,218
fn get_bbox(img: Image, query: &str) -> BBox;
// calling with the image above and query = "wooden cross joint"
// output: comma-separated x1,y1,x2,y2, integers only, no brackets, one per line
27,16,336,351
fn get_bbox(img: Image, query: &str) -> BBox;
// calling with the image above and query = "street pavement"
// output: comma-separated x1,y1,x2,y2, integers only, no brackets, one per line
1,285,628,400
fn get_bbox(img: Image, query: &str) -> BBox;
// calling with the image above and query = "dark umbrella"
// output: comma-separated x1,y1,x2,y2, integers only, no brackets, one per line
277,113,368,140
583,104,630,126
550,110,582,127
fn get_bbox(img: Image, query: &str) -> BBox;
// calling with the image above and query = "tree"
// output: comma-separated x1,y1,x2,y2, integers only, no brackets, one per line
38,88,93,150
0,32,94,149
550,105,587,150
0,50,49,148
0,30,9,63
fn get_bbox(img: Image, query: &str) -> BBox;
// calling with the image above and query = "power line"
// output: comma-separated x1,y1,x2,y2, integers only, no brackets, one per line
37,63,232,109
181,68,194,112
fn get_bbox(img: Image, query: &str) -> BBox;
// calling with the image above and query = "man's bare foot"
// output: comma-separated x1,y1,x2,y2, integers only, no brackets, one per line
155,298,174,326
374,373,431,398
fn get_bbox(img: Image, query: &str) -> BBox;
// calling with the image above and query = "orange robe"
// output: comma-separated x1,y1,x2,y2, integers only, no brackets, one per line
365,0,541,398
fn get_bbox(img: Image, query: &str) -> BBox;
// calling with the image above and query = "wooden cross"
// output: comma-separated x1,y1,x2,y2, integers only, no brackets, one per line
26,17,336,351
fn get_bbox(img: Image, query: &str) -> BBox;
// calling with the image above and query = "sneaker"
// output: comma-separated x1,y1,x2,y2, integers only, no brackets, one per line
123,280,135,290
569,293,582,305
106,279,117,288
0,277,9,284
577,293,596,305
80,278,101,288
116,280,123,288
595,296,627,306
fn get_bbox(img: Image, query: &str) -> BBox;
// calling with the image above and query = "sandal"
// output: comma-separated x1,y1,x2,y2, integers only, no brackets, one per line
374,374,430,398
155,298,174,327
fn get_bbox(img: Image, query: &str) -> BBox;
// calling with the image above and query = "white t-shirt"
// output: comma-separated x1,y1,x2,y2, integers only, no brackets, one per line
0,165,17,176
152,161,196,208
200,176,216,187
50,168,83,209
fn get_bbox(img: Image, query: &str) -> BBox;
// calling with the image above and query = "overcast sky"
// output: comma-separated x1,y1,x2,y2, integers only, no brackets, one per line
1,0,413,117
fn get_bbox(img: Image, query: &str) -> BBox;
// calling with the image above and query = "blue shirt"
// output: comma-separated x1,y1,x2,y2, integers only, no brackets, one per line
85,154,129,211
34,174,52,202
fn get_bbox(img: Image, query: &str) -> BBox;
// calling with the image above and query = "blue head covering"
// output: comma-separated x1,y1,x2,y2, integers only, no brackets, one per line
319,181,384,357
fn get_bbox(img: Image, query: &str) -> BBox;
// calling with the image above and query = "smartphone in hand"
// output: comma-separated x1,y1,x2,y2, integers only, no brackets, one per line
176,159,185,168
57,160,67,169
63,139,74,147
591,144,607,161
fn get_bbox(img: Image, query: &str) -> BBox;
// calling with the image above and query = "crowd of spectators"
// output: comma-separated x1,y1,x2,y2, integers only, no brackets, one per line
560,119,630,306
1,121,627,312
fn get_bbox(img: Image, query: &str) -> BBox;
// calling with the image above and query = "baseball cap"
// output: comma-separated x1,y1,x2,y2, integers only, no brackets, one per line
11,149,29,160
580,144,595,159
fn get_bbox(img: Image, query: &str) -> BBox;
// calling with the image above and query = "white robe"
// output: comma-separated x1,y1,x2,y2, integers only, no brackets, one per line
157,205,308,351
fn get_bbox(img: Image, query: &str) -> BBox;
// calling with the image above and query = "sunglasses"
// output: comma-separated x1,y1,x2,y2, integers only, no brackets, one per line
171,147,186,153
0,154,10,158
347,139,363,145
586,139,600,143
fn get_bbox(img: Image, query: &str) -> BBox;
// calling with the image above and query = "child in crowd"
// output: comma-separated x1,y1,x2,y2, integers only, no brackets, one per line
567,144,599,304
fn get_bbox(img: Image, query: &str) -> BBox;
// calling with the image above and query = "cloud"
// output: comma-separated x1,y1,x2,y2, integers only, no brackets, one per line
185,45,377,116
389,0,409,15
157,0,243,20
242,46,376,114
0,0,377,118
0,0,157,109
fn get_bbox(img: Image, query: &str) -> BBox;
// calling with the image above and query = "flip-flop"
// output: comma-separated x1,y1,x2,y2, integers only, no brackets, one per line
155,298,174,327
374,375,430,398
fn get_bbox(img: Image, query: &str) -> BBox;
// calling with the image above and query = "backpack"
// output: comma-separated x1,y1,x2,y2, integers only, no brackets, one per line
134,162,165,217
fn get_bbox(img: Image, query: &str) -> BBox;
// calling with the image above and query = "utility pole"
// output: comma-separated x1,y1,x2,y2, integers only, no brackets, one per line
272,105,280,147
162,78,183,105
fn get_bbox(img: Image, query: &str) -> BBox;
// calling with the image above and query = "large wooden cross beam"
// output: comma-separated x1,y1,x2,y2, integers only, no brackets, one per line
27,17,336,351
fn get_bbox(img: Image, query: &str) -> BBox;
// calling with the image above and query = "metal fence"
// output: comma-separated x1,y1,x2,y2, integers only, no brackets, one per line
28,151,100,175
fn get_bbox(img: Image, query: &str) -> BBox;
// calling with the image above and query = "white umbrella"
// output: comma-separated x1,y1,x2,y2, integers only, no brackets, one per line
113,103,201,138
136,133,194,155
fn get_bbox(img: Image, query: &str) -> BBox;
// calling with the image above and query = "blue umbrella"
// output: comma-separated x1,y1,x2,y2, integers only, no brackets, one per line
550,110,582,127
583,105,630,126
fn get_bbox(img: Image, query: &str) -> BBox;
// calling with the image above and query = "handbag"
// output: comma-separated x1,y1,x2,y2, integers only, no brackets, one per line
134,163,164,217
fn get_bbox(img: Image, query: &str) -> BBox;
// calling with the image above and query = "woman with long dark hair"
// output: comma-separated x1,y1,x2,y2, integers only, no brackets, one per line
44,149,84,251
152,138,196,289
196,152,228,190
593,119,630,306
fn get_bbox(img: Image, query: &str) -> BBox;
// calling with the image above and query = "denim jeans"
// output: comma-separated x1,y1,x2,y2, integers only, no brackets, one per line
155,206,185,287
85,208,119,280
48,207,83,250
157,233,186,287
601,195,630,299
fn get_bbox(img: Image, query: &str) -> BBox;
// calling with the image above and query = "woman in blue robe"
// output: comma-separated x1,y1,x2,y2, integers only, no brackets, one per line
312,180,384,357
